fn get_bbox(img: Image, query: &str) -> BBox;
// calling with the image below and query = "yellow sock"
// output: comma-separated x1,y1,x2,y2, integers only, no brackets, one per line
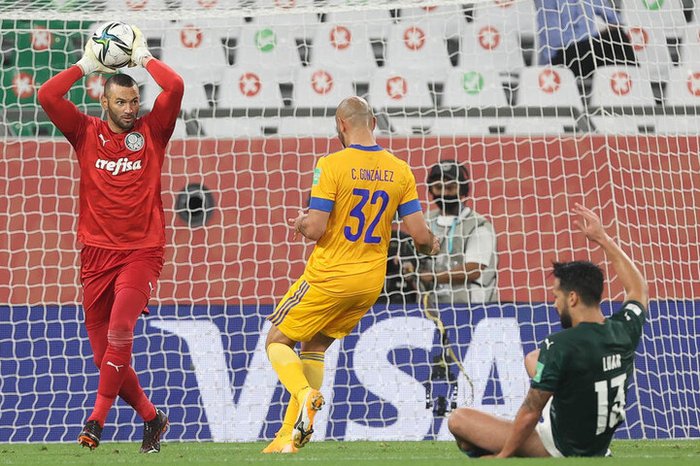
279,398,298,437
301,351,325,390
267,343,310,401
280,351,325,436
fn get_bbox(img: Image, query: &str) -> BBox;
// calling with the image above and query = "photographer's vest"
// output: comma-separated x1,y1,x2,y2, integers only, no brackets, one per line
425,207,498,305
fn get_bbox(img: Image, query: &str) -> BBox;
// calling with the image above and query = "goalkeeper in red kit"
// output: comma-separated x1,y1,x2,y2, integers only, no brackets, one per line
37,27,183,453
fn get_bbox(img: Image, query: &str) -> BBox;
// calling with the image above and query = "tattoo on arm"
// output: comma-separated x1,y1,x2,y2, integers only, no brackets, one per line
522,388,553,413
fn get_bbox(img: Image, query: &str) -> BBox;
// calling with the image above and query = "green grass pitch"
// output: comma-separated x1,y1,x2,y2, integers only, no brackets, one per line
1,440,699,465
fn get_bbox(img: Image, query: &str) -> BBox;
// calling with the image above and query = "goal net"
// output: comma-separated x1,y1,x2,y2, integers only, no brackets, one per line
1,0,698,443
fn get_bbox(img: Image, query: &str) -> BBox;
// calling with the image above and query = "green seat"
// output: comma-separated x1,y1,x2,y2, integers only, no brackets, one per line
2,19,106,136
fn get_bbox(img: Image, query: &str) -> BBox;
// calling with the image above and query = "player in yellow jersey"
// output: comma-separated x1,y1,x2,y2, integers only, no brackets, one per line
263,96,440,453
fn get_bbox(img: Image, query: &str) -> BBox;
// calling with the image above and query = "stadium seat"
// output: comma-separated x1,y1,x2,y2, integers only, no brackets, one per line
251,0,320,41
368,68,433,108
201,115,281,137
172,118,188,138
161,20,229,84
180,0,227,9
474,1,536,42
133,19,171,52
2,66,51,136
3,20,96,135
280,66,353,137
656,66,700,133
428,116,509,136
105,0,169,13
323,2,394,39
311,22,377,80
513,66,582,134
368,68,434,135
680,24,700,66
234,23,302,81
292,66,354,108
625,24,673,82
144,77,207,113
217,66,284,109
277,116,337,137
398,3,466,38
442,67,507,107
517,66,582,109
181,82,211,112
200,66,284,138
202,66,284,136
619,0,687,38
432,67,509,136
384,21,453,81
460,18,524,74
590,65,655,107
590,65,656,133
663,66,700,105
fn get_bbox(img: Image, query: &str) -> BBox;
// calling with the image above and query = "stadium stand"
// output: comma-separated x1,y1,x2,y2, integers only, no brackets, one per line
397,3,466,38
681,23,700,65
460,16,525,75
619,0,687,38
235,22,302,81
1,0,698,137
369,67,435,134
590,65,657,133
323,1,394,39
626,23,674,82
292,66,354,107
442,67,508,108
384,20,454,80
252,0,320,42
311,22,378,80
656,65,700,133
512,65,584,134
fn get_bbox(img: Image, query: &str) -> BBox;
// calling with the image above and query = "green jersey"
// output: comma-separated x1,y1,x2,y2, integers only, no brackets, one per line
531,300,647,457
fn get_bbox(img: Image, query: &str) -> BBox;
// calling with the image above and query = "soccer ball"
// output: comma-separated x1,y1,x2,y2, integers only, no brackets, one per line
90,21,134,68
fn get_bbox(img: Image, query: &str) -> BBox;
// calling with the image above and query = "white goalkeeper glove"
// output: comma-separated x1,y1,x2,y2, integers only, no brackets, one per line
76,40,116,75
129,25,153,68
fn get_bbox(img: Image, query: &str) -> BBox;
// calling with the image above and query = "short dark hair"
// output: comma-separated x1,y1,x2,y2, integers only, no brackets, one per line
552,261,604,306
104,73,138,96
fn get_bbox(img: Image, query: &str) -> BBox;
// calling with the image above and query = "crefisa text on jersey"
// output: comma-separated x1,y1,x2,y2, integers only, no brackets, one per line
351,168,395,182
95,157,142,176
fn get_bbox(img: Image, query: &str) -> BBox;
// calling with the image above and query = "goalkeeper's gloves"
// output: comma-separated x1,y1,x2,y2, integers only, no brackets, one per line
129,25,153,68
76,41,116,75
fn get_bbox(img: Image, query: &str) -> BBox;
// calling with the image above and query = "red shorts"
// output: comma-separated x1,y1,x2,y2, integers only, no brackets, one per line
80,246,164,329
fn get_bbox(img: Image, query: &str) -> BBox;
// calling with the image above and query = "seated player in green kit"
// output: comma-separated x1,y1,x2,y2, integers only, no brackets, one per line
448,204,648,458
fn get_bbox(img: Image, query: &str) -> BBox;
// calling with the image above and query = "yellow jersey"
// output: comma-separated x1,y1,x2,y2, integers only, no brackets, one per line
304,144,421,296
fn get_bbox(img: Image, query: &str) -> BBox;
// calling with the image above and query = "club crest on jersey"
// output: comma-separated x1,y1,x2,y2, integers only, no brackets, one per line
124,131,144,151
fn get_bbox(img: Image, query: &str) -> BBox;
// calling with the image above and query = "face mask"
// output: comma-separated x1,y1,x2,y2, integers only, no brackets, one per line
434,194,461,215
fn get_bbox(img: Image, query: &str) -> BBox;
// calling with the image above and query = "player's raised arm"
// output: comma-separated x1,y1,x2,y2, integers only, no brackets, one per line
573,203,649,309
131,26,184,135
37,42,114,140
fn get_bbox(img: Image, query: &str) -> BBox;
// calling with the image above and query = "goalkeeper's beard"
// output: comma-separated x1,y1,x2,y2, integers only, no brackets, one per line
107,106,136,131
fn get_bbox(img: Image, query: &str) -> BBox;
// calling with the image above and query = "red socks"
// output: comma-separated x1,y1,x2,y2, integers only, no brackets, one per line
87,287,154,426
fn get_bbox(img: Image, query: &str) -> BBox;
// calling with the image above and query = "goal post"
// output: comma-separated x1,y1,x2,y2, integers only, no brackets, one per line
1,0,699,443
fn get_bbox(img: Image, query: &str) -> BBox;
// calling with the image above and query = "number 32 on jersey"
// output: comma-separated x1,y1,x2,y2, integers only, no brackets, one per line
344,188,389,244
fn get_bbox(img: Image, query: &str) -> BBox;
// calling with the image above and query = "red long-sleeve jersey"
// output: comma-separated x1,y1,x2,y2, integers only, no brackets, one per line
38,60,184,250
